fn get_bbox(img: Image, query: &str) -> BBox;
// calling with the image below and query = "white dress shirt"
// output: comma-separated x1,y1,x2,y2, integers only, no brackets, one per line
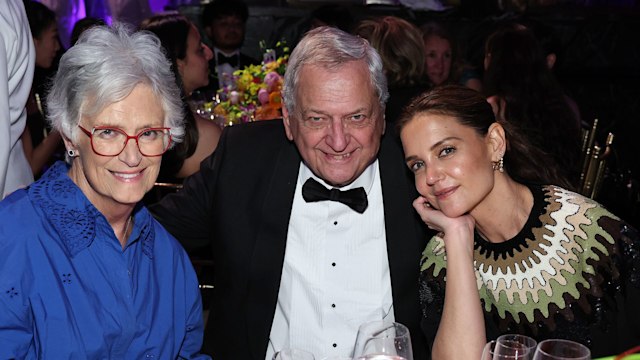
0,0,35,198
214,48,240,90
267,161,394,359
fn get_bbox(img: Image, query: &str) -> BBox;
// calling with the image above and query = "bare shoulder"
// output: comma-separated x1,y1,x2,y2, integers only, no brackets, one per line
195,113,221,135
174,115,221,178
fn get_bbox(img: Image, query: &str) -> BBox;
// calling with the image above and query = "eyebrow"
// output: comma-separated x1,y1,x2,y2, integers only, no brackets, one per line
430,136,461,151
403,136,462,162
302,107,369,117
94,122,164,130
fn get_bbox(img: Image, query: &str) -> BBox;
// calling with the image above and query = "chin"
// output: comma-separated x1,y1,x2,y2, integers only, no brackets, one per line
437,204,470,218
113,192,146,206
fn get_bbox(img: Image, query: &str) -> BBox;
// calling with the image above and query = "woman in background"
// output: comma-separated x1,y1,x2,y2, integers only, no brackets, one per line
420,21,482,92
141,13,221,182
398,85,639,359
354,16,429,124
483,25,581,188
21,0,63,177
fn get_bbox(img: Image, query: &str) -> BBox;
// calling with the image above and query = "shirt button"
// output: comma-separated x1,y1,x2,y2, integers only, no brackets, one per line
333,343,337,348
333,221,338,225
331,262,336,267
331,303,336,308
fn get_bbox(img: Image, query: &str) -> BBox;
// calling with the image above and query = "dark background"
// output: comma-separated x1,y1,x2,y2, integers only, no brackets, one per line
172,0,640,226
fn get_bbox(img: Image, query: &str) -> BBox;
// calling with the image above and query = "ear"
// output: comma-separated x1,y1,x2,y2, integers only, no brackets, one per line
61,132,79,155
546,53,557,70
176,57,186,79
204,25,213,40
282,104,294,141
486,122,506,161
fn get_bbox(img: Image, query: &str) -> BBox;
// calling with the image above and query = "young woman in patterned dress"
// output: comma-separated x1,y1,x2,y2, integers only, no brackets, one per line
398,85,639,360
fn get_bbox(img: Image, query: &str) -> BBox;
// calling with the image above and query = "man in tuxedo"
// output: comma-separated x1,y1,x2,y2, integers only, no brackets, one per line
200,0,259,95
152,26,429,359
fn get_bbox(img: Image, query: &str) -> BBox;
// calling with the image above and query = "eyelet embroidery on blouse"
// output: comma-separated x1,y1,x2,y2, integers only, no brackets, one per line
62,273,72,284
5,287,18,299
26,162,155,258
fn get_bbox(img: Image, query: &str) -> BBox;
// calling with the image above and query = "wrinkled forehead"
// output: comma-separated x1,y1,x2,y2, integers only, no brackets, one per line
295,63,380,110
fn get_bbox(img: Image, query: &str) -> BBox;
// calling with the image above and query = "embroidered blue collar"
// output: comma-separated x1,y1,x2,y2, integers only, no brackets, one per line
27,161,154,258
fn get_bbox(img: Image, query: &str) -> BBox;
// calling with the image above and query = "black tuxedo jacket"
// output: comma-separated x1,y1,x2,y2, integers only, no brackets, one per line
152,120,430,359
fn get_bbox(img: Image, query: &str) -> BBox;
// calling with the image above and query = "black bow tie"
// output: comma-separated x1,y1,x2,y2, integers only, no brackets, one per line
217,53,238,66
302,178,368,214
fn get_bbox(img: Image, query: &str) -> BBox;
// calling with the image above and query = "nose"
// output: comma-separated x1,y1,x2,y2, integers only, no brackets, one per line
118,138,143,167
424,164,443,186
325,119,348,152
204,44,213,61
434,56,444,70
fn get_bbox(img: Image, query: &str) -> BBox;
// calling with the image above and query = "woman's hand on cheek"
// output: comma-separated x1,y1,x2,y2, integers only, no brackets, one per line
413,196,473,232
413,196,476,255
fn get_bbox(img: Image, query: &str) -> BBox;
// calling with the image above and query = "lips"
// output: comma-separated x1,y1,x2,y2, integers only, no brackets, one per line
433,185,458,200
111,170,144,181
325,151,353,162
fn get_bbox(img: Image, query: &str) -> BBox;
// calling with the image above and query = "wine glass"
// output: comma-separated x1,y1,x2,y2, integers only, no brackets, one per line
532,339,591,360
494,334,537,360
482,340,533,360
273,348,316,360
352,320,413,360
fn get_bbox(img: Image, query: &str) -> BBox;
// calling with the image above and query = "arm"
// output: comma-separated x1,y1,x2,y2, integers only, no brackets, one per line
0,32,10,196
21,127,62,176
178,258,210,360
0,207,34,356
413,196,486,360
175,114,221,179
150,126,226,251
464,78,483,93
0,297,33,357
0,0,35,197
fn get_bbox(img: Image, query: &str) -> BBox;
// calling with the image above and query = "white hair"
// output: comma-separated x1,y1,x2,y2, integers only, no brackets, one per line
47,23,185,145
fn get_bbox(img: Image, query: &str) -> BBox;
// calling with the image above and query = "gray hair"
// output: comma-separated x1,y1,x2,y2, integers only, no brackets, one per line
47,23,184,144
282,26,389,114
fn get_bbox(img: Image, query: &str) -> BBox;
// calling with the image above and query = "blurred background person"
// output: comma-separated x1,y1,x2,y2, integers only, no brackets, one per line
483,24,581,189
141,13,221,182
354,16,429,124
21,0,64,178
399,85,640,359
69,16,106,46
0,24,207,357
200,0,259,96
0,0,35,198
308,4,355,33
420,21,482,92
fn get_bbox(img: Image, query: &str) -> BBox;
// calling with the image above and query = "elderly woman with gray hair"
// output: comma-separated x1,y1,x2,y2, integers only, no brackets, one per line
0,24,208,358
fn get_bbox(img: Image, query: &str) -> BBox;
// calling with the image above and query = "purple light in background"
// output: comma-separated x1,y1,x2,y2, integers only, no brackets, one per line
149,0,171,14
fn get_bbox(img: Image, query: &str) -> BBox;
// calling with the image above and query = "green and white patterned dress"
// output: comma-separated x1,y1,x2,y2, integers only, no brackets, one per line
419,185,640,358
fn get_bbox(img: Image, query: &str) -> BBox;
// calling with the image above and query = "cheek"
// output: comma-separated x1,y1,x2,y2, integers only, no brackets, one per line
425,59,435,69
414,174,428,195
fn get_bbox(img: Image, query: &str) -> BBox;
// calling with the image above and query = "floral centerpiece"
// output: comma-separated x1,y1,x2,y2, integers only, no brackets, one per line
213,41,289,126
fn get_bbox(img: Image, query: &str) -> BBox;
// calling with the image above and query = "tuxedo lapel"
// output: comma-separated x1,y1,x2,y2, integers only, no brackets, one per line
246,140,301,359
378,125,427,343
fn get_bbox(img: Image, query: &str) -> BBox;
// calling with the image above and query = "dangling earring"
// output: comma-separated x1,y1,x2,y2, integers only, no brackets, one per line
492,156,504,173
67,149,77,157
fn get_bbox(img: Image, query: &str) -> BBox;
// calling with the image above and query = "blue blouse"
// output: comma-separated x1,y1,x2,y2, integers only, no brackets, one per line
0,162,209,359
